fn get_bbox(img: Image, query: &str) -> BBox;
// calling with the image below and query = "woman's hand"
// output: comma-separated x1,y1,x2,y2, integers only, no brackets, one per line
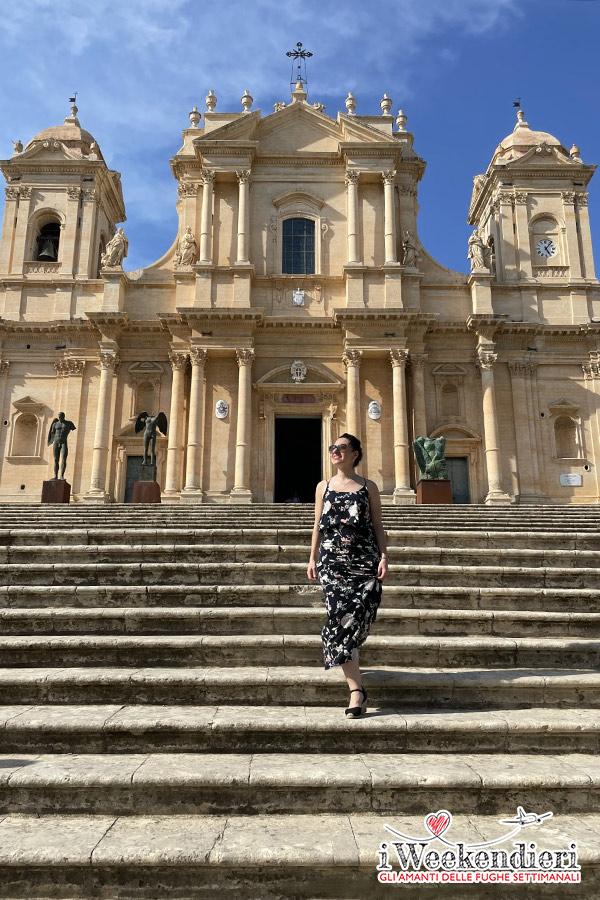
377,555,388,581
307,560,318,581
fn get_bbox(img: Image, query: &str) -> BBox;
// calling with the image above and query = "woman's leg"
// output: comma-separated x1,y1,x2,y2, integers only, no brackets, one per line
341,653,364,706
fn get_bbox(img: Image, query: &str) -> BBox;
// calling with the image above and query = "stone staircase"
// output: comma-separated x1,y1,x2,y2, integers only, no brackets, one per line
0,503,599,898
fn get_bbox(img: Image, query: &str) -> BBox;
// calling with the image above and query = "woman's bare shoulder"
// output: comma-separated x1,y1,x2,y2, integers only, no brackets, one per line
315,479,327,496
365,478,380,493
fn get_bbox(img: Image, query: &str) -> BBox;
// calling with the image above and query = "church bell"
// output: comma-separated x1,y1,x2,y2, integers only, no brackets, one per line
38,240,57,261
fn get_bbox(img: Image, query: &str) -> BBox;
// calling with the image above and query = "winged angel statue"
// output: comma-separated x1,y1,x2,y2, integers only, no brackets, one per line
135,411,168,466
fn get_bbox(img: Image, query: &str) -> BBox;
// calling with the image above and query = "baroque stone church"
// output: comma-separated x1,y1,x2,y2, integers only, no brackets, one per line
0,81,598,505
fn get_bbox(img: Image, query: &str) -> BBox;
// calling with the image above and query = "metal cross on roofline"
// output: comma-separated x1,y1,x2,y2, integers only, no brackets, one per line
286,42,313,90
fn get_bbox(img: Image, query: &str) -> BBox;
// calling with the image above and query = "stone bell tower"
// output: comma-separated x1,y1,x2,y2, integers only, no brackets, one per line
468,109,596,292
0,101,125,318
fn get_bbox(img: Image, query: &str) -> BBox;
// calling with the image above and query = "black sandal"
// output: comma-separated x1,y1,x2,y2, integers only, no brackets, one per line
345,687,367,718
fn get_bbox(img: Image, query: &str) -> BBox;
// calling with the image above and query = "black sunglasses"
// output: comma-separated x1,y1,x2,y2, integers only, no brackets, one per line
329,443,351,453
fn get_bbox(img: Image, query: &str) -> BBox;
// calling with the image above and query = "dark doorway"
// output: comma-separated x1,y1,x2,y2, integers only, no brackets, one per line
274,417,321,503
447,457,470,504
124,455,143,503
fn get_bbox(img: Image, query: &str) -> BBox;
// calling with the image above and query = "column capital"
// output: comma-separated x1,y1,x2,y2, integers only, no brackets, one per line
508,360,536,377
236,348,255,367
382,170,396,186
169,351,189,371
576,192,589,207
562,191,576,205
409,352,428,370
390,348,409,368
189,347,208,367
55,359,85,376
200,168,216,185
236,169,251,184
343,349,363,369
99,350,120,371
345,169,360,186
67,187,82,201
177,182,200,198
476,349,497,370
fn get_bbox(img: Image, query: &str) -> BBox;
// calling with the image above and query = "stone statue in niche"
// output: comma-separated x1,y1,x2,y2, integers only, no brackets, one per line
135,411,168,466
101,227,128,268
47,412,76,479
468,228,488,271
174,226,198,266
402,231,420,269
412,435,448,480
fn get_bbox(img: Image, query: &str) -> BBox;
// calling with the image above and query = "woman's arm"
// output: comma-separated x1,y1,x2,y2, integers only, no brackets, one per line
307,480,326,581
366,480,388,581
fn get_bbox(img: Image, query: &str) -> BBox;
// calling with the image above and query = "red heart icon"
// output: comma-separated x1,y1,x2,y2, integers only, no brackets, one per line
425,811,452,837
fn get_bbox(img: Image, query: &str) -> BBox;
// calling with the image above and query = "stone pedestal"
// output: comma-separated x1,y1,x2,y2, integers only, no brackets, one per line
417,479,453,505
140,463,157,482
131,481,161,503
41,480,71,504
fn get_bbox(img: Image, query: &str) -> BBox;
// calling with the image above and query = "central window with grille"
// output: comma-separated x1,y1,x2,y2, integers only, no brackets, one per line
282,218,315,274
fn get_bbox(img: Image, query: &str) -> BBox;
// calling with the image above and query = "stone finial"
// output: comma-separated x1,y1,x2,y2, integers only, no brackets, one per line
396,109,407,132
291,81,307,103
380,94,392,116
189,106,201,128
89,141,99,160
514,108,529,130
205,90,217,112
570,143,581,161
241,89,253,113
345,92,357,115
64,101,80,126
12,140,23,154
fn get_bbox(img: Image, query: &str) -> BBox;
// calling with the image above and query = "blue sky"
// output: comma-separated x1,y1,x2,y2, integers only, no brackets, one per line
1,0,598,274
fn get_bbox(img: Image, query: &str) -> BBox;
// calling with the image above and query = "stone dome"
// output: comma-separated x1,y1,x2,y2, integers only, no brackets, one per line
491,110,568,165
25,105,99,156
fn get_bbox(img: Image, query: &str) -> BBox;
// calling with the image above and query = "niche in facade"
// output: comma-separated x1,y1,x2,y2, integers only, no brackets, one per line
432,364,467,423
547,398,585,460
6,396,46,461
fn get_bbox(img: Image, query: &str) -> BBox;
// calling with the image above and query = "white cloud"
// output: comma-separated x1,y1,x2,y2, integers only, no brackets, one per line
0,0,520,268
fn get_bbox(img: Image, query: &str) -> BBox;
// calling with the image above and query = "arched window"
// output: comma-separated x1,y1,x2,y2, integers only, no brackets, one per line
12,414,38,457
531,216,560,265
36,222,60,262
282,218,315,274
554,416,579,458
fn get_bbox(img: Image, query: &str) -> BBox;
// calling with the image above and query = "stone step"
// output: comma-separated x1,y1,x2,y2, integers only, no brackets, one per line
2,561,599,587
2,527,599,550
0,704,597,754
2,542,599,569
2,584,598,612
2,634,600,669
0,812,593,899
0,666,597,709
3,606,600,638
2,752,600,816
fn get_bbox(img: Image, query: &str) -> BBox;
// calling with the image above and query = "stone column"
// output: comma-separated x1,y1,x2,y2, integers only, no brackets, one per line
84,349,119,501
345,170,361,264
390,349,415,503
343,349,362,439
231,348,254,503
382,170,397,265
199,169,215,264
78,188,99,277
64,187,81,276
513,192,532,279
164,351,189,497
562,191,583,279
236,170,250,264
411,353,428,440
0,188,19,273
497,191,518,281
508,361,537,501
182,348,208,498
477,348,512,505
11,187,33,275
575,193,596,279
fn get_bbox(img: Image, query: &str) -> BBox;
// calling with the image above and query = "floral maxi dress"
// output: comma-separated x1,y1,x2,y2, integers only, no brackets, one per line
316,478,382,669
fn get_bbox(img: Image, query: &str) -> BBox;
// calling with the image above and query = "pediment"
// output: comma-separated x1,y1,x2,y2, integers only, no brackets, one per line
13,395,45,412
272,188,325,211
503,143,574,170
548,398,580,414
20,141,83,162
257,105,342,152
194,110,261,144
432,364,468,376
257,362,340,387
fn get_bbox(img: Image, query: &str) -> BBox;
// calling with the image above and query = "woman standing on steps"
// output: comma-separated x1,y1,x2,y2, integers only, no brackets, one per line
307,433,388,718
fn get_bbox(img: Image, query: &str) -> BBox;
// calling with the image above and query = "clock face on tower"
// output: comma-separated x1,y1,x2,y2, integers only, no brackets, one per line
536,238,558,259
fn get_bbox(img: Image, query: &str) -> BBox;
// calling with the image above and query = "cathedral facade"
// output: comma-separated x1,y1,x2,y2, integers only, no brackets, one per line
0,84,598,505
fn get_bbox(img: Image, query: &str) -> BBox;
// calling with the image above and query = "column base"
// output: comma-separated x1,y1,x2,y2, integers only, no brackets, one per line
82,491,111,504
229,488,253,504
484,490,513,506
392,487,416,505
180,488,206,503
161,491,182,504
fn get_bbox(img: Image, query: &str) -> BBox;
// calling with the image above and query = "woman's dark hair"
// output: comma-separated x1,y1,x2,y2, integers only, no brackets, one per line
340,433,363,468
